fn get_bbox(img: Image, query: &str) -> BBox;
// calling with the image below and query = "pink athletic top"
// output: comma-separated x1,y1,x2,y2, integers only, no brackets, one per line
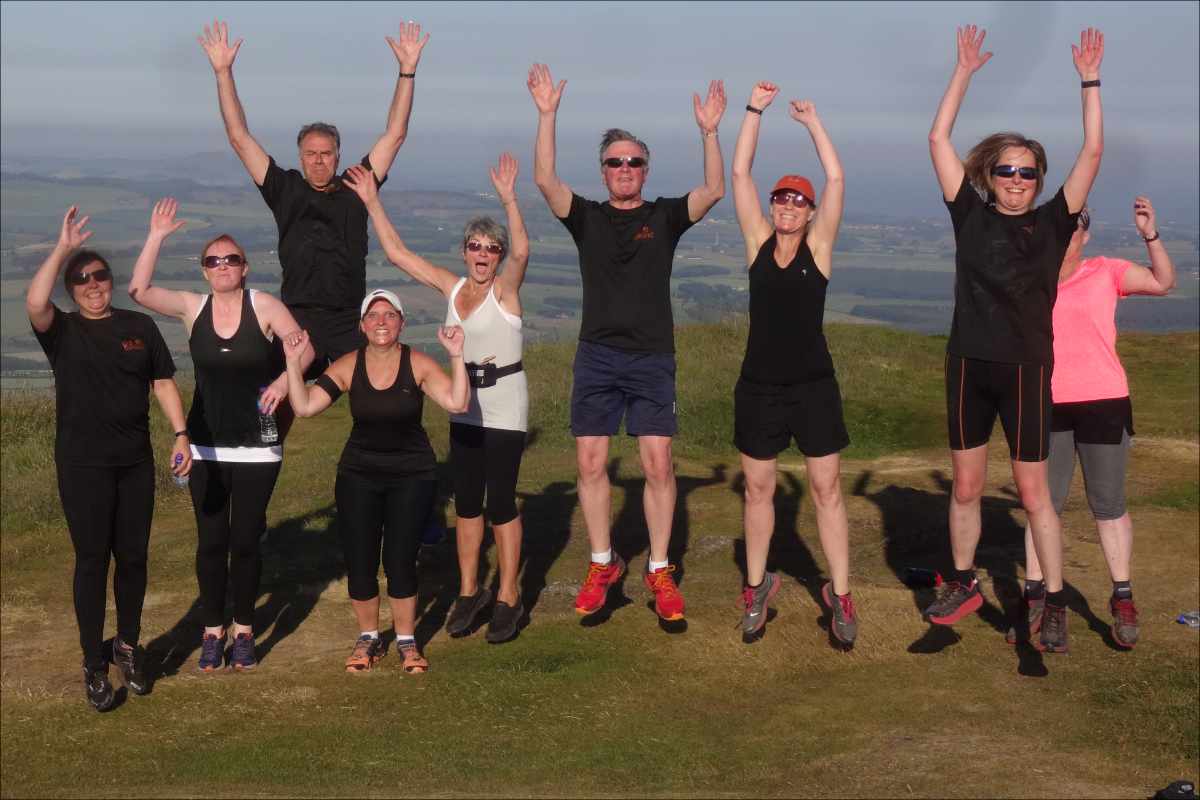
1051,255,1133,403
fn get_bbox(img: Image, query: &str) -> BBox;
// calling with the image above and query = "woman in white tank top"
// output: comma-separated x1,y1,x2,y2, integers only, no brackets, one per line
344,154,531,644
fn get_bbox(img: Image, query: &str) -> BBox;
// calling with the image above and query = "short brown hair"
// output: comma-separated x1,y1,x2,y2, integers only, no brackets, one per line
62,249,110,296
964,132,1048,202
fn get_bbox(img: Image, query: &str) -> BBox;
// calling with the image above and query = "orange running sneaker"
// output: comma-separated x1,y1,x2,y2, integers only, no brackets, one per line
575,554,627,616
644,565,685,621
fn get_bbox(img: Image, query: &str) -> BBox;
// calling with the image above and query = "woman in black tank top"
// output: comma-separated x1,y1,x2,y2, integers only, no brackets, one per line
286,289,468,673
128,199,313,672
729,83,858,645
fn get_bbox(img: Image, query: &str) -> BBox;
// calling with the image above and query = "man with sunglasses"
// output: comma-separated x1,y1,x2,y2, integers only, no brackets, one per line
527,64,726,624
198,20,429,372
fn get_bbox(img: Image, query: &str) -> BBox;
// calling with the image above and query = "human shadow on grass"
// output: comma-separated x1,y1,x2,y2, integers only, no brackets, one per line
854,469,1049,676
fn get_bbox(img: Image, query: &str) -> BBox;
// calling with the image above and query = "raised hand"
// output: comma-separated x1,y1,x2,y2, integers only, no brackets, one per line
489,153,519,203
57,206,93,251
956,24,992,73
788,99,821,127
282,329,310,363
693,79,727,133
148,198,186,240
342,164,379,205
1071,27,1104,79
527,64,566,114
438,324,465,357
1132,196,1157,238
198,20,242,72
749,81,779,111
385,20,430,71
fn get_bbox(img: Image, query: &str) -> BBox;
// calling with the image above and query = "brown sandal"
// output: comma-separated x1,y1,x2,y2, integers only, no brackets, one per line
397,640,428,674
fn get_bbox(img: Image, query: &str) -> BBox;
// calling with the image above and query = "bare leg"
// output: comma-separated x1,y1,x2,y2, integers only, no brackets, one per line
1013,459,1063,593
388,596,417,637
1096,513,1133,583
741,454,777,587
1023,523,1044,581
807,453,850,595
576,436,612,555
949,445,989,572
455,515,486,596
351,596,381,633
639,435,676,564
493,516,523,606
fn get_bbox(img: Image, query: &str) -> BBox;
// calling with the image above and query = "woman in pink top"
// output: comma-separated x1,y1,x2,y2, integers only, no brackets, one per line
1009,197,1176,650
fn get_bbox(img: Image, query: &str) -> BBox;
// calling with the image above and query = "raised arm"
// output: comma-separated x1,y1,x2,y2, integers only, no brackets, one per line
1121,196,1176,296
414,326,469,414
342,164,459,296
128,198,200,321
791,101,844,272
491,153,530,310
929,25,992,199
732,82,778,263
687,79,727,223
199,20,269,186
527,64,572,217
26,207,93,332
367,21,430,179
1062,28,1104,213
282,330,339,418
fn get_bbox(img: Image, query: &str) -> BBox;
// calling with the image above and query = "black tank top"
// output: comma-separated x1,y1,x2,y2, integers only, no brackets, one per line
740,235,835,385
339,345,436,479
187,290,282,447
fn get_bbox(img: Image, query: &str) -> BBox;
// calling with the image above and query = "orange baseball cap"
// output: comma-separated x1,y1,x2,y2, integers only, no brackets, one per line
771,175,816,205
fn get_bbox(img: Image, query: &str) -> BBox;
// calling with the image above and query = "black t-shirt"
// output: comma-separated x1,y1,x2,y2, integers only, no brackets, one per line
945,175,1079,364
558,193,694,353
33,306,176,467
258,155,386,310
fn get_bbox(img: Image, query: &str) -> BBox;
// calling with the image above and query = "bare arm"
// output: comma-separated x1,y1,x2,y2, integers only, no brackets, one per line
527,64,572,217
199,21,269,185
252,294,314,415
128,198,202,321
368,21,430,179
26,207,93,332
415,327,469,414
283,330,346,418
152,377,192,477
687,80,727,223
929,26,992,200
792,101,844,275
343,165,459,296
1062,28,1104,213
491,153,530,312
731,82,778,264
1121,196,1176,296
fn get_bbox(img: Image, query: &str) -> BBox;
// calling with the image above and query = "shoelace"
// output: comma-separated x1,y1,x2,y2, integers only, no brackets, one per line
837,593,857,620
583,561,615,589
352,637,377,658
741,586,757,612
1042,606,1065,638
201,635,223,657
1113,599,1138,624
648,566,678,597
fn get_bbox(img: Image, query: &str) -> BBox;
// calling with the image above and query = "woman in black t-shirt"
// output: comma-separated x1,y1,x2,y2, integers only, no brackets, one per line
26,206,190,711
730,83,855,645
924,26,1105,654
284,290,468,673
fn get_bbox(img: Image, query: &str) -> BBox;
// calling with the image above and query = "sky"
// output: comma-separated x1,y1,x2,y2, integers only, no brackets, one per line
2,1,1198,222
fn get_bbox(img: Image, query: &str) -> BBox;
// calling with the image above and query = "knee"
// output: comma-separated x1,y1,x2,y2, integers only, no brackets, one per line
743,475,776,506
577,453,607,484
809,476,844,510
952,475,985,506
641,457,674,487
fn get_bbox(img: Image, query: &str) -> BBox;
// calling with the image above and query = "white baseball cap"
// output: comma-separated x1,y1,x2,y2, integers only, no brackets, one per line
360,288,405,318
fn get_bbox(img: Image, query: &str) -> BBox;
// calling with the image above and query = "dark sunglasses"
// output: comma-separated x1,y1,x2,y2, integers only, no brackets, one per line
991,164,1039,180
202,253,246,269
465,240,504,255
68,267,112,286
769,191,812,208
602,156,647,169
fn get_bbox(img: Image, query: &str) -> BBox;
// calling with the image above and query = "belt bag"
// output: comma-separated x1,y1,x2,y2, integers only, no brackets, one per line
466,360,523,389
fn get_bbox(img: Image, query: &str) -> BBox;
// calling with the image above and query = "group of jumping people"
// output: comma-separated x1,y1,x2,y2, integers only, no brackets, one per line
25,21,1177,712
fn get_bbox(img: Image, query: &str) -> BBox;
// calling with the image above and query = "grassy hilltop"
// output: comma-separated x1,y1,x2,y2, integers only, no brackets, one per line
1,321,1197,798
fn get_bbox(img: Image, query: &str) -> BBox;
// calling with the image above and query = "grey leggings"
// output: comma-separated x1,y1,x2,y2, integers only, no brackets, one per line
1047,430,1130,520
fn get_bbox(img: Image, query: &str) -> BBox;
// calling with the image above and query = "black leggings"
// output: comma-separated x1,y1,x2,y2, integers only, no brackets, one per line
334,470,434,601
189,459,281,628
56,459,155,669
450,423,526,524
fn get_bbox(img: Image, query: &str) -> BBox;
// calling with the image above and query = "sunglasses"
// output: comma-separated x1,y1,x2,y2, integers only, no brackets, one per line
466,241,504,255
602,156,647,169
68,267,113,286
991,165,1039,180
202,253,246,269
769,191,812,209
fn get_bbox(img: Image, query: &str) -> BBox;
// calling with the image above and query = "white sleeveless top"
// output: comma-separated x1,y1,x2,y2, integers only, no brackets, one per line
445,277,528,432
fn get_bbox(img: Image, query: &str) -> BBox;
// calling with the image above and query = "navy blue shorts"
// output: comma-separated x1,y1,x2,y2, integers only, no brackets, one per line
570,340,677,437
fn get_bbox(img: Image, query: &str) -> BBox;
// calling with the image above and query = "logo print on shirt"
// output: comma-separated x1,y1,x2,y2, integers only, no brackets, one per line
120,337,145,352
633,225,655,241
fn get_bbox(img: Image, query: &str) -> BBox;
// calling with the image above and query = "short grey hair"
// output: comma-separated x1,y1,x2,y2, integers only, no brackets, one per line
598,128,649,164
296,122,341,151
461,217,509,254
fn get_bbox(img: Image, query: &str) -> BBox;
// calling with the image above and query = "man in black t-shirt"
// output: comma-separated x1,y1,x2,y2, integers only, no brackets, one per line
527,64,726,624
198,20,429,371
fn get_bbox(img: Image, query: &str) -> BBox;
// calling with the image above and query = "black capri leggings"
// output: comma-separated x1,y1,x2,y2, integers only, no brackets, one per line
189,459,282,629
334,470,435,601
450,422,526,525
57,459,155,669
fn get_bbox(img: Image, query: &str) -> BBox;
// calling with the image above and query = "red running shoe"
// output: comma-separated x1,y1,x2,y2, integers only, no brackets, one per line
644,565,685,622
575,554,626,616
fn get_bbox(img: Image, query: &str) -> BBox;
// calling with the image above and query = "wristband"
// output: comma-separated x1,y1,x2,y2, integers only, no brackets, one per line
1080,79,1100,88
174,430,189,438
1143,231,1160,243
745,104,763,115
399,71,416,79
702,129,719,138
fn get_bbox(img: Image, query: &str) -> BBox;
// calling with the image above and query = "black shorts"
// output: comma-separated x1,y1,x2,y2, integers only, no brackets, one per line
449,422,526,525
734,376,850,459
570,340,677,437
1051,396,1134,444
289,305,364,379
945,354,1051,462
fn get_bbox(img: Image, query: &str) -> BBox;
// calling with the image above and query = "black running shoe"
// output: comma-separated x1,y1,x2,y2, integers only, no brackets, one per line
112,636,148,695
83,663,115,712
446,588,492,637
486,600,524,644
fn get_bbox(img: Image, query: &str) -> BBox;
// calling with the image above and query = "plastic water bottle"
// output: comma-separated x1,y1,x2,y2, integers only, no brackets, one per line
1177,611,1200,628
258,387,279,445
172,453,189,488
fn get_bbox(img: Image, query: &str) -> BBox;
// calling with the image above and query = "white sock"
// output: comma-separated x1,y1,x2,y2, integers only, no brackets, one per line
591,549,612,565
360,630,379,640
395,634,415,644
648,559,669,573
